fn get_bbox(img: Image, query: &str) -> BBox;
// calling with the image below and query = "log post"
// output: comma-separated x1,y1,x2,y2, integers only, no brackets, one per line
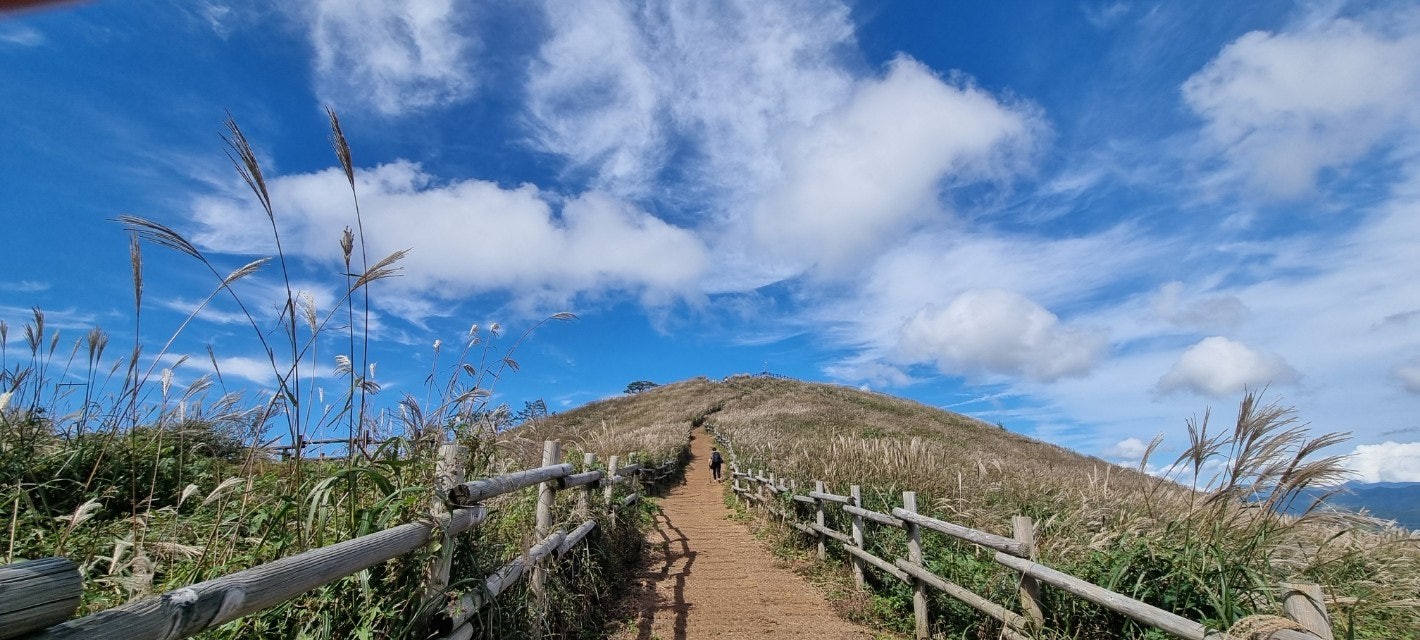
814,480,827,560
628,453,641,497
421,441,465,630
849,485,866,590
904,491,929,640
577,452,595,520
1012,515,1044,630
0,557,82,638
1281,582,1333,640
768,473,777,518
531,440,560,626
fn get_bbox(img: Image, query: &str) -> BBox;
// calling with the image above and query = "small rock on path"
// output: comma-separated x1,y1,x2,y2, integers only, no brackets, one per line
612,430,877,639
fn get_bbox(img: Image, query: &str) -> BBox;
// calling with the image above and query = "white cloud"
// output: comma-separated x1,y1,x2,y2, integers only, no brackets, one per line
189,161,707,314
823,360,916,389
750,56,1041,275
1347,441,1420,483
526,0,855,201
1393,356,1420,394
309,0,477,115
896,289,1108,383
1157,336,1298,398
0,24,45,47
1103,436,1150,461
0,280,49,293
1183,13,1420,197
211,355,278,387
1150,281,1248,331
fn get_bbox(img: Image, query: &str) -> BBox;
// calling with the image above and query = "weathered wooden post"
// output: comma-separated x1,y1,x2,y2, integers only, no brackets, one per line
531,440,560,624
421,440,466,629
1012,515,1044,630
628,453,642,497
814,480,827,560
0,557,82,639
1281,582,1334,640
577,452,595,519
849,485,866,590
903,491,929,640
604,454,621,525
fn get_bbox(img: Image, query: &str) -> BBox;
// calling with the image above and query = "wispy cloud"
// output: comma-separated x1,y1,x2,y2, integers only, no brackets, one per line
308,0,478,115
0,24,45,47
1182,7,1420,198
0,280,49,293
527,0,856,201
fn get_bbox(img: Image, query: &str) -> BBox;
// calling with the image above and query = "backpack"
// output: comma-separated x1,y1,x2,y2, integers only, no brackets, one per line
710,451,723,465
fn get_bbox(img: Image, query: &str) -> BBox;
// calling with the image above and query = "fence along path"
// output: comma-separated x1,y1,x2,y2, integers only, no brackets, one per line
615,430,875,640
7,440,677,640
717,429,1337,640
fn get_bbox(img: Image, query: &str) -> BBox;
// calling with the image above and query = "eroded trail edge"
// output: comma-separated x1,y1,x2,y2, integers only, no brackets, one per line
614,430,876,640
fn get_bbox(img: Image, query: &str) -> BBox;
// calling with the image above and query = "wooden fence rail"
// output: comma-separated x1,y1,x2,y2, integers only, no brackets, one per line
724,452,1333,640
0,558,81,639
11,441,683,640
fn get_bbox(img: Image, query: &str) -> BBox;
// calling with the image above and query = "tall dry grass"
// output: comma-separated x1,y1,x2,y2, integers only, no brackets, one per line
690,375,1419,638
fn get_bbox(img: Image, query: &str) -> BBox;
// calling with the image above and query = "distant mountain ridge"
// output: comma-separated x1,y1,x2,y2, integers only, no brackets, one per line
1322,481,1420,530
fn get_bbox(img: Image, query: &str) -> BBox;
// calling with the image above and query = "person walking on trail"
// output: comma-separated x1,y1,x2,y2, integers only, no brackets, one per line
709,447,724,482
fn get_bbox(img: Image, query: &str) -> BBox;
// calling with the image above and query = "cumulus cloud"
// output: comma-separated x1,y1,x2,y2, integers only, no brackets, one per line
190,161,707,313
309,0,477,115
1347,441,1420,483
1151,281,1248,331
1103,436,1151,461
1157,336,1298,397
751,57,1041,274
1393,356,1420,393
895,289,1108,383
1183,13,1420,197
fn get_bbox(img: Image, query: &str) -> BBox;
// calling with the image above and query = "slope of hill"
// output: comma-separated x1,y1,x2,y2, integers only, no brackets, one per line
530,375,1419,639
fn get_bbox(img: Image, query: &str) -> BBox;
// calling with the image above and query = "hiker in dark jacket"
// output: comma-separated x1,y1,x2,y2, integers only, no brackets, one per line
709,447,724,482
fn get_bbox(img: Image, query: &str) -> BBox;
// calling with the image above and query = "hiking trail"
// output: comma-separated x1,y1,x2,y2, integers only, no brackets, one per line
612,430,879,639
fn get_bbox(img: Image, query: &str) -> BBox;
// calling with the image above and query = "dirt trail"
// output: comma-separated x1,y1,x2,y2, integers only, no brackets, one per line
614,430,877,639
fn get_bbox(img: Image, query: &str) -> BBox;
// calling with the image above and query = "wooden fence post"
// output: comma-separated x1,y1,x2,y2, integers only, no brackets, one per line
577,452,595,520
768,473,777,518
1281,582,1334,640
629,453,641,497
904,491,929,640
849,485,865,590
531,440,560,629
1012,515,1044,630
814,480,827,560
423,441,466,616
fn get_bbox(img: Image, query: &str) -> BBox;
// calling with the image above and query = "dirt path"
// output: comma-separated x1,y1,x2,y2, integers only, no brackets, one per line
613,430,877,640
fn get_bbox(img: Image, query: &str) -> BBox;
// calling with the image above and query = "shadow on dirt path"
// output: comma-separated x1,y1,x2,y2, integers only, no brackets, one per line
614,430,877,640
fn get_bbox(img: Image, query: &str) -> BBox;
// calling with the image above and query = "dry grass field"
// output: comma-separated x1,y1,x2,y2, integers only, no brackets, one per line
538,375,1420,639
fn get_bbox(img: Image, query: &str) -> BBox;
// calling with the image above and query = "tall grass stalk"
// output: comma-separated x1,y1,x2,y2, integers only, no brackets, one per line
1,113,660,639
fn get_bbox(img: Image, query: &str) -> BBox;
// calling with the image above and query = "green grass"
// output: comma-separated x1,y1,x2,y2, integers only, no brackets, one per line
0,113,676,639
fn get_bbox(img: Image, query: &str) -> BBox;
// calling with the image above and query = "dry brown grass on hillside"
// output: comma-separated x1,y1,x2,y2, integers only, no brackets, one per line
519,375,1418,637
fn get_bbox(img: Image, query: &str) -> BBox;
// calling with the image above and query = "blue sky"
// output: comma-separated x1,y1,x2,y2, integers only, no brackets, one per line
3,1,1420,481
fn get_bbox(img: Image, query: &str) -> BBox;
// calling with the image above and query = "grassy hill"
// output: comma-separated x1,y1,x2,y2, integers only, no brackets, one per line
531,375,1419,639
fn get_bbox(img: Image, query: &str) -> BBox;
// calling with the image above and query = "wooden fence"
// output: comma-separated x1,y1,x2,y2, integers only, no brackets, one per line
725,448,1334,640
3,440,680,640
